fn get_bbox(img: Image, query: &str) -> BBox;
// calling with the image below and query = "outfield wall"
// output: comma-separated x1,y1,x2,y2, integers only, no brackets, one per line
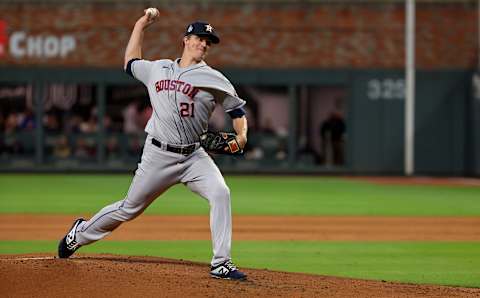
0,67,476,176
350,70,472,175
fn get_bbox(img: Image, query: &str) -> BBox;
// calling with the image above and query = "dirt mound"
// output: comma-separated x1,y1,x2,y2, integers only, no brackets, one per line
1,254,478,297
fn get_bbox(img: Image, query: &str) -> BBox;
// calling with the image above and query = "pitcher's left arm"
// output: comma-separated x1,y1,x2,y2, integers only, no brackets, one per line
232,114,247,150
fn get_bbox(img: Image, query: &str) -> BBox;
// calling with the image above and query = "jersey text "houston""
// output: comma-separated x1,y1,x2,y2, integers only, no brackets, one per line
155,80,199,99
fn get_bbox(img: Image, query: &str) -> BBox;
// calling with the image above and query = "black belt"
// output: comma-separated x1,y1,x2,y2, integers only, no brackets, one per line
151,138,196,156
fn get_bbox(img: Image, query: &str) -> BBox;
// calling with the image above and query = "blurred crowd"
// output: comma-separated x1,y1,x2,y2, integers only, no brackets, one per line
1,84,346,167
0,98,152,161
0,108,35,155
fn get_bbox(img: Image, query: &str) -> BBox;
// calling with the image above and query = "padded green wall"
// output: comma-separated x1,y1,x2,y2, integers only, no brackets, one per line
0,68,476,175
349,70,470,175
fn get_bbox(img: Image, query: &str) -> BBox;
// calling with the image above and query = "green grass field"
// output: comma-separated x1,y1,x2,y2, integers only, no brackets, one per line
1,174,479,216
1,174,480,287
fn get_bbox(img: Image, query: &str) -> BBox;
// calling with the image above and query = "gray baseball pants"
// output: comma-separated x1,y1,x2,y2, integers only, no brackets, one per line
75,134,232,266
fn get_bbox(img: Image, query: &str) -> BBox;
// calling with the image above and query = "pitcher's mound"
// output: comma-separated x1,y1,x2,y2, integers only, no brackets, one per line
0,254,478,297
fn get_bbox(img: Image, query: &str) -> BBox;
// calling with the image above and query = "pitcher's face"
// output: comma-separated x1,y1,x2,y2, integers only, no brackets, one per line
183,35,211,62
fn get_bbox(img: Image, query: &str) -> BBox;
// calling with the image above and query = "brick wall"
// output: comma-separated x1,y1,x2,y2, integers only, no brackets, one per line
0,2,476,69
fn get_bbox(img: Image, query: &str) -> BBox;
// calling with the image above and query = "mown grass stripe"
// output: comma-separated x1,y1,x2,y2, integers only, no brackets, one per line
1,175,480,215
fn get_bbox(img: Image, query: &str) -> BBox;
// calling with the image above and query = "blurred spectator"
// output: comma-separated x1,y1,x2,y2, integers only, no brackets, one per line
73,138,95,159
319,111,346,165
2,113,23,154
79,115,97,133
123,100,142,134
275,140,287,161
66,115,83,133
53,135,71,159
139,105,152,129
76,106,98,134
4,113,18,133
127,136,142,156
44,113,60,133
103,115,114,133
106,136,120,158
18,108,35,131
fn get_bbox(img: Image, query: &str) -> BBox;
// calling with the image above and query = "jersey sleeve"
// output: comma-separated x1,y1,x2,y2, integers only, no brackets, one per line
202,88,246,113
221,94,246,113
131,59,154,85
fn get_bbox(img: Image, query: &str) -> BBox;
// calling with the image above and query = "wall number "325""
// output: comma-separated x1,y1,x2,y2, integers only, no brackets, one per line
367,79,405,100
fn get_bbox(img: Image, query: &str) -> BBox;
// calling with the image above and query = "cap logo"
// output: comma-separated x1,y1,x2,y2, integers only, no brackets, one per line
187,25,193,33
205,24,213,33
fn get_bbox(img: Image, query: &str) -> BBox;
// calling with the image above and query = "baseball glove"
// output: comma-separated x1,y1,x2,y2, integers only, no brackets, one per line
200,131,243,155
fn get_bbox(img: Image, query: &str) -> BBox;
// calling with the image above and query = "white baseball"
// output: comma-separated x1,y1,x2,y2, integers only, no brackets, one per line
145,8,159,18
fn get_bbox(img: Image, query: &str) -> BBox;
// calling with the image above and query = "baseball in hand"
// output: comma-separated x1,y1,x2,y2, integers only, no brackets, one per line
145,8,159,18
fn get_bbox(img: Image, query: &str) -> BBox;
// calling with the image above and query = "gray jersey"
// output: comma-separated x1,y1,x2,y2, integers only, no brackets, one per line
131,58,245,145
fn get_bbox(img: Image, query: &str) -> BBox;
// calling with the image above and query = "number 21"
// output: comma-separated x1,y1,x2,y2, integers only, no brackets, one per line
180,102,194,117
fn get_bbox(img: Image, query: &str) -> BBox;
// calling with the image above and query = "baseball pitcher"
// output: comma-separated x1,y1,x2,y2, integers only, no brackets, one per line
58,8,248,280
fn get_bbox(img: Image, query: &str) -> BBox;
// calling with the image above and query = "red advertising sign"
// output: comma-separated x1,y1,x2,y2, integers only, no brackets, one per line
0,20,6,57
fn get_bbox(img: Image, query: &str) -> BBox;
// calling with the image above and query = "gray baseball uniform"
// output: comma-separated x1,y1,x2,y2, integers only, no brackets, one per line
74,58,245,266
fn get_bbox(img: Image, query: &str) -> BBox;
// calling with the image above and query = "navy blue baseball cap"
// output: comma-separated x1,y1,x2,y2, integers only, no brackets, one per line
185,21,220,44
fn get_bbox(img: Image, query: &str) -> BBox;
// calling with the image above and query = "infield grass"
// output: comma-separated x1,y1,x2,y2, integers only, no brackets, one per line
1,240,479,288
1,174,480,215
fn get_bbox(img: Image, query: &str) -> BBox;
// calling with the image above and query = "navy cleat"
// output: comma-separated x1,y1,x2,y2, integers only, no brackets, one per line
210,260,247,280
58,218,85,258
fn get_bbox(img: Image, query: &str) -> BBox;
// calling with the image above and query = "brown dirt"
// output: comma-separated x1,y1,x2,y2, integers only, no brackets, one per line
1,214,480,297
1,215,480,241
1,254,479,298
